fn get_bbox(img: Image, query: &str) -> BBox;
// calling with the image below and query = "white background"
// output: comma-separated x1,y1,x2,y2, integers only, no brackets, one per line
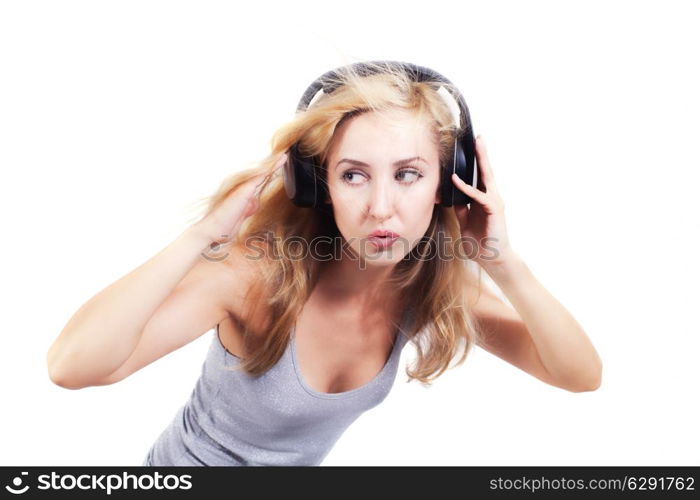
1,0,698,466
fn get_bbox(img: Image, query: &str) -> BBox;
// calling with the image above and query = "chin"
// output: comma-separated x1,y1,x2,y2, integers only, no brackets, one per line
356,246,409,268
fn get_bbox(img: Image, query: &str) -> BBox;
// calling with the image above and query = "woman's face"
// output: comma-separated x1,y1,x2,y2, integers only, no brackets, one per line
325,108,441,267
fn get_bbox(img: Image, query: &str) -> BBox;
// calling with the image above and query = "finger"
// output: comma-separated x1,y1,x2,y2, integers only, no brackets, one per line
252,173,268,188
243,196,260,218
475,135,497,190
248,174,269,198
249,152,289,197
259,156,284,185
273,152,288,172
250,175,270,198
452,173,488,205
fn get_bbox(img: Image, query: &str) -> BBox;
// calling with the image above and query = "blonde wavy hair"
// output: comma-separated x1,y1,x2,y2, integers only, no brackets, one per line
187,61,488,387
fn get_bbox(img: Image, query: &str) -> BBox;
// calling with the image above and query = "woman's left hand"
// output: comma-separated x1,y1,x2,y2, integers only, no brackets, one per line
450,135,514,268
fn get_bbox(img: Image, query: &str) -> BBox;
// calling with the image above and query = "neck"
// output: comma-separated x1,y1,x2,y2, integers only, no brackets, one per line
315,256,398,313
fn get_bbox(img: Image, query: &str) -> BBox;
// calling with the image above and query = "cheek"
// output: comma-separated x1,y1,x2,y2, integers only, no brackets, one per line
397,186,439,213
328,176,439,225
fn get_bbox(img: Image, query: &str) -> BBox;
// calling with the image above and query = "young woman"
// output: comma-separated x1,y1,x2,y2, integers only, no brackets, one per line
46,61,602,466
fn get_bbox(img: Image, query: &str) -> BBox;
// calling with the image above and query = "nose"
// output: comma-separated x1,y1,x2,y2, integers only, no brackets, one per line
366,176,394,221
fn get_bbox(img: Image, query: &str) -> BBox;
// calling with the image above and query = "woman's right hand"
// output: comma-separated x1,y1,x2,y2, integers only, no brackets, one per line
195,152,288,244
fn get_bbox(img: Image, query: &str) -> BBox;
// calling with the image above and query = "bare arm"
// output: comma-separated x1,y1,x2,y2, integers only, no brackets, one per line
47,153,287,389
46,225,215,388
477,250,602,392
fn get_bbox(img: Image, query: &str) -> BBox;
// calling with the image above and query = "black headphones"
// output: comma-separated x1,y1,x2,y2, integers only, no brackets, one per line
283,60,477,208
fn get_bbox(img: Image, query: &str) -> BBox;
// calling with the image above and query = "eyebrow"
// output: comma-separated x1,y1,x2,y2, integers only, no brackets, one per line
335,156,429,170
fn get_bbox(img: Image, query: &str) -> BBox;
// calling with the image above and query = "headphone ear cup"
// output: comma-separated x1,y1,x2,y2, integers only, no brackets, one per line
283,145,300,204
285,143,321,207
440,137,475,207
315,171,330,208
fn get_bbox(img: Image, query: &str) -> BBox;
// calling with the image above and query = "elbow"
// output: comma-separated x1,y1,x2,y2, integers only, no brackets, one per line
47,359,118,390
47,346,88,390
49,377,82,391
568,364,603,393
47,364,85,390
569,377,601,393
48,369,73,389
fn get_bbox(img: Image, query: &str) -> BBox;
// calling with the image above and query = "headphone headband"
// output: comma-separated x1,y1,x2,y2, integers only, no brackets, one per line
285,60,477,208
295,60,473,143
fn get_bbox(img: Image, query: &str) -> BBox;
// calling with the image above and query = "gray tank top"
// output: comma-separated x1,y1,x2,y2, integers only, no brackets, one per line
141,313,411,466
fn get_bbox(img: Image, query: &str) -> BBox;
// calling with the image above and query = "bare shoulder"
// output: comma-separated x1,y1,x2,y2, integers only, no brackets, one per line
214,239,275,343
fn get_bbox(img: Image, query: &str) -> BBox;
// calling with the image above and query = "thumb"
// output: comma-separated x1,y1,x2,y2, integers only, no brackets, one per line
242,196,260,218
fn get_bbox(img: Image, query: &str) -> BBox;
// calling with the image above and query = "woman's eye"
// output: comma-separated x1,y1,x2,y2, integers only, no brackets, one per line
341,172,363,184
396,170,422,182
341,169,423,185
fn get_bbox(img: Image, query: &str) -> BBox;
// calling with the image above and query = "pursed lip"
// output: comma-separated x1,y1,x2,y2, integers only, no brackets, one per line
368,229,400,239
